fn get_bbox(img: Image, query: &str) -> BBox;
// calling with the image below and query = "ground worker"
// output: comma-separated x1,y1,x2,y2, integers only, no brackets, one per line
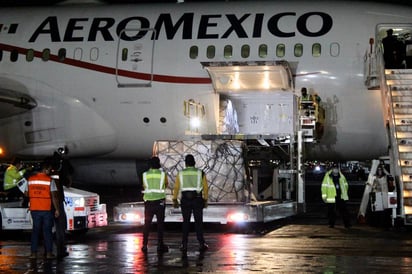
141,156,169,254
24,159,60,260
321,163,351,228
173,154,209,255
3,158,29,200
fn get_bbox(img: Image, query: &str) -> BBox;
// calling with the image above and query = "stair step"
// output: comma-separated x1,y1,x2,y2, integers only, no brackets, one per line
401,166,412,174
387,80,412,85
401,161,412,168
392,90,412,96
386,73,412,80
399,152,412,159
398,138,412,145
385,69,412,75
393,113,412,119
392,97,412,103
396,132,412,139
395,119,412,125
404,198,412,206
399,145,412,153
394,108,412,115
401,174,412,184
395,125,412,131
393,102,412,109
387,84,412,92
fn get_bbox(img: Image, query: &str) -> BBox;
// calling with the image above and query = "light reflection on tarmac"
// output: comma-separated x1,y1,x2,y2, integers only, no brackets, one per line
1,183,412,273
1,220,412,273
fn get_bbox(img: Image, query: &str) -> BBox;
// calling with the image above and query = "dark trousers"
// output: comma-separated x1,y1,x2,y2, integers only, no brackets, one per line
181,196,205,247
327,199,351,227
54,205,67,256
143,199,166,246
31,210,54,253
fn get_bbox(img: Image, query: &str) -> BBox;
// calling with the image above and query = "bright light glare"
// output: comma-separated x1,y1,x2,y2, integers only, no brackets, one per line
314,166,321,172
227,212,248,223
120,213,142,222
233,72,240,89
190,117,201,128
0,147,3,155
263,71,270,89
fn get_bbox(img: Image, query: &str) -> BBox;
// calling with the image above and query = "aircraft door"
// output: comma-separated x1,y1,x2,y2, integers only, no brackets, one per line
116,28,156,88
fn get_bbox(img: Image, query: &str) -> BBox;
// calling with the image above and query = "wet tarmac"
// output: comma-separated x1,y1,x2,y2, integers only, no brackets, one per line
1,211,412,273
1,184,412,273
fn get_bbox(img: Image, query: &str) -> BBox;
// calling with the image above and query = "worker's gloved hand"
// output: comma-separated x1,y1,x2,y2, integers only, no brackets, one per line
203,199,208,208
173,199,179,208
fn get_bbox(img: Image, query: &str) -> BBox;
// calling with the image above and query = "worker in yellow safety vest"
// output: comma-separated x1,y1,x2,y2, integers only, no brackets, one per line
141,156,169,254
173,154,209,255
3,158,28,200
321,163,351,228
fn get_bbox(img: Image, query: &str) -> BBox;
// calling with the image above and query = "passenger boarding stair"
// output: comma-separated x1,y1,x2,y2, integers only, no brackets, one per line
385,69,412,225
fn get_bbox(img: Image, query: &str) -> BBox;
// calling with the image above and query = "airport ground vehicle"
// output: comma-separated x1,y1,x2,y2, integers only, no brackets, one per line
0,185,107,232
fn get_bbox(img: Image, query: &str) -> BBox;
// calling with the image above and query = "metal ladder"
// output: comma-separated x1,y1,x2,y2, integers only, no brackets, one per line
385,69,412,225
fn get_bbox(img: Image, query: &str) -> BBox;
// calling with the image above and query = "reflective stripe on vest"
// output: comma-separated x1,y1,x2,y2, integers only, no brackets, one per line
28,173,52,211
321,171,349,203
179,167,202,192
142,170,166,194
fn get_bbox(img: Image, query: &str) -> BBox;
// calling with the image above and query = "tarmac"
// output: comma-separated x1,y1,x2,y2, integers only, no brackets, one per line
1,208,412,273
1,183,412,273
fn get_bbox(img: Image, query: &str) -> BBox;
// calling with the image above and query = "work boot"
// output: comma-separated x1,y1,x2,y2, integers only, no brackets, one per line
157,244,169,253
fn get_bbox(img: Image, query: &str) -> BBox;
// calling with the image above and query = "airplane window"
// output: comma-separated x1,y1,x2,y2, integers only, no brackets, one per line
90,47,99,61
143,117,150,123
74,48,83,60
10,49,18,62
58,48,66,61
26,49,34,62
241,45,250,58
41,48,50,61
207,45,215,59
259,44,268,58
122,48,128,61
276,44,285,57
312,43,321,57
330,42,340,57
224,45,233,59
189,46,198,59
160,117,167,123
294,43,303,57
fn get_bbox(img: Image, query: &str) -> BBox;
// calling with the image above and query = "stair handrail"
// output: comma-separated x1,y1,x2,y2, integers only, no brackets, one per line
380,62,404,218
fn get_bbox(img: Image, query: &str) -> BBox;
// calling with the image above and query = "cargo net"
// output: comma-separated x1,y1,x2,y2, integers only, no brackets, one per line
154,140,247,203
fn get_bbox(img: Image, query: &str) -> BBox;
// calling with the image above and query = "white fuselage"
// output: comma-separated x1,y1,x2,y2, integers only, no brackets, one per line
1,1,411,165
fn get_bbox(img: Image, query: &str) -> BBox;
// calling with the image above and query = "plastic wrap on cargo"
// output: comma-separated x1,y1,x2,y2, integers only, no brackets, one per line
154,140,246,203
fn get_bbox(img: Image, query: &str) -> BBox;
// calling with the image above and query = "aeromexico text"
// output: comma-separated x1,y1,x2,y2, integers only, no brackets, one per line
29,12,333,42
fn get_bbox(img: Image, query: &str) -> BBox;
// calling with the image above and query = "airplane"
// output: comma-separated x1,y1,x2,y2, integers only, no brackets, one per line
0,0,411,185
